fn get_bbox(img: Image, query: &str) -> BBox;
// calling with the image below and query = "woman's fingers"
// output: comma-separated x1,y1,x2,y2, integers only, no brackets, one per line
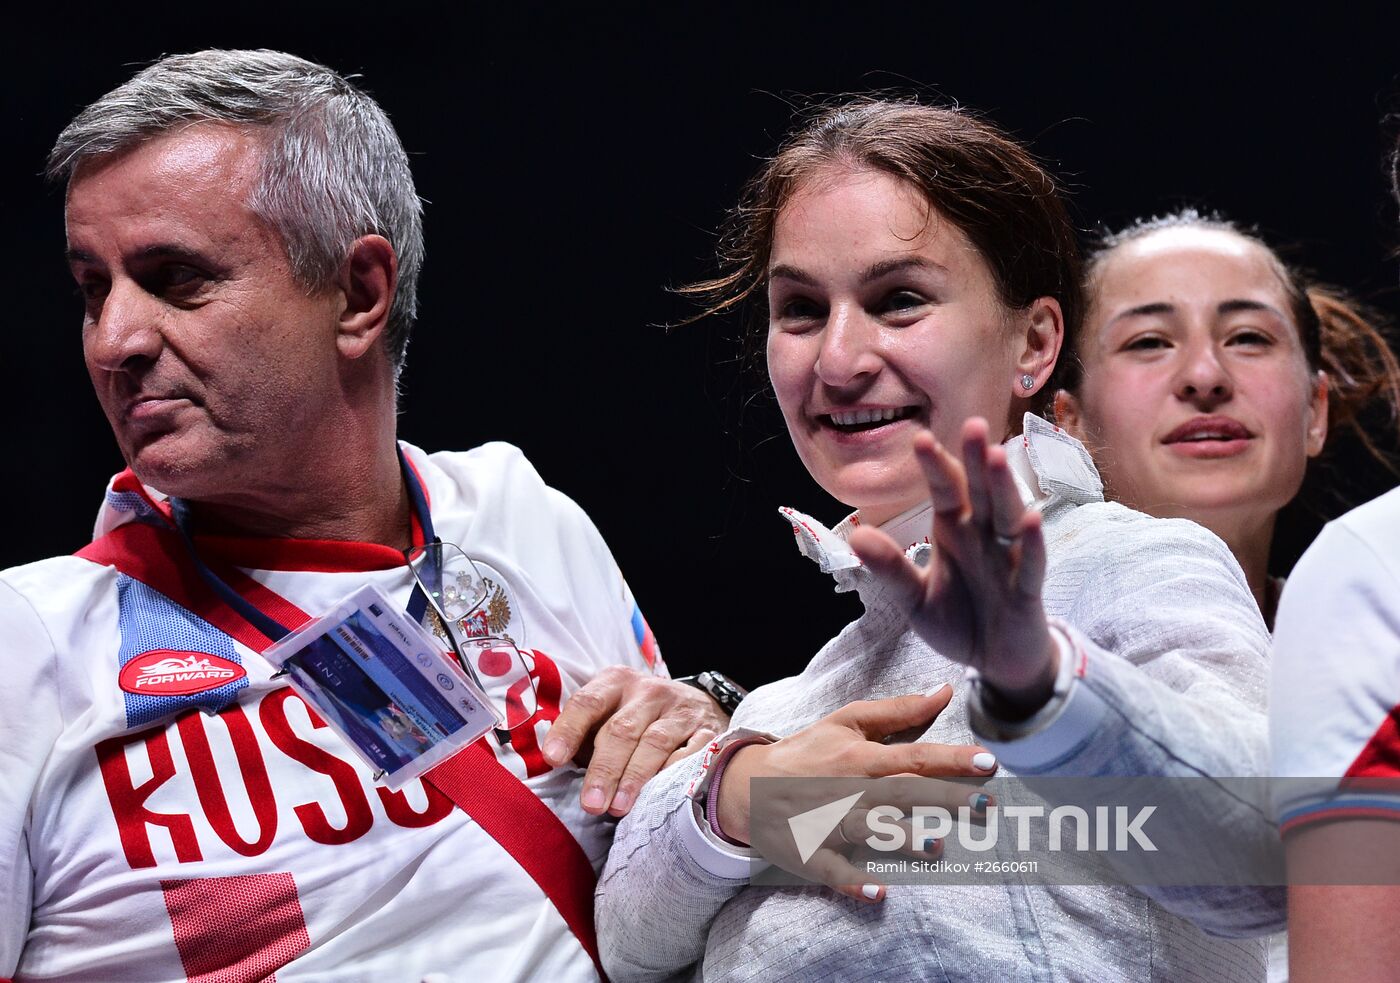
914,432,970,524
848,525,931,613
837,807,947,860
1014,510,1048,599
924,420,1025,558
855,418,1052,686
872,740,999,779
984,443,1027,543
806,848,886,904
830,687,954,742
961,419,993,528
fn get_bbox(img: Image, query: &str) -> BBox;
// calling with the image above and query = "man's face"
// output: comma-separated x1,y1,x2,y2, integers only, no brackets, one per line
65,124,343,502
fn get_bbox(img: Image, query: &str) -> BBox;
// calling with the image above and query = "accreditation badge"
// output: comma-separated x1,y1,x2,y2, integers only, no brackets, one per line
264,584,497,789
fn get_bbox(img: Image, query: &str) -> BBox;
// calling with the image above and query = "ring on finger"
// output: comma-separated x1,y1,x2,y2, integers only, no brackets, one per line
993,531,1018,549
835,820,854,847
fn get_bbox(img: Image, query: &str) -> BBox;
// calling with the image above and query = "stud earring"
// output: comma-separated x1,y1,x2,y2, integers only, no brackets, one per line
1020,374,1036,391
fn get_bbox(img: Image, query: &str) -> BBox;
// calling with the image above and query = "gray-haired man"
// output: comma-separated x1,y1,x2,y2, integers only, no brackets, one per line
1,49,726,981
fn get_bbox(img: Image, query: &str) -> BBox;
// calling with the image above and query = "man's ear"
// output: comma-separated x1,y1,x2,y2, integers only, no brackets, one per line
1011,297,1064,399
335,234,398,360
1054,389,1088,441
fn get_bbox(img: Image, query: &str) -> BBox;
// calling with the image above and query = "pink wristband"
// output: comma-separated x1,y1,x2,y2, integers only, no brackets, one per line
705,738,767,845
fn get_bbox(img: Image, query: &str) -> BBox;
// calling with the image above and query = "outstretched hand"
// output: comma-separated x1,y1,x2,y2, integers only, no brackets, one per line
848,417,1058,715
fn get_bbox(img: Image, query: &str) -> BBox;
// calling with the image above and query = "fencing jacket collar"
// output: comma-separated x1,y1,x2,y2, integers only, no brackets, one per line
778,413,1103,593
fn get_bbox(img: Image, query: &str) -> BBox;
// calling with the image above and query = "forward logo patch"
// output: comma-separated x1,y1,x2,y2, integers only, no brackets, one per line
119,650,247,696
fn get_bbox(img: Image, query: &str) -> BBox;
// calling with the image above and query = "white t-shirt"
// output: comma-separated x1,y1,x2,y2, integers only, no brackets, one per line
1271,485,1400,830
0,442,665,982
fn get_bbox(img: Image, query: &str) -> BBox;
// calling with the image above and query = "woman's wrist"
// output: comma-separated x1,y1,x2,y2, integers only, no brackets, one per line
981,635,1061,721
713,744,765,846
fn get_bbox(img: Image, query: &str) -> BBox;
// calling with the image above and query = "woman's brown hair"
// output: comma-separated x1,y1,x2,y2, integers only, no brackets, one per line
679,96,1083,415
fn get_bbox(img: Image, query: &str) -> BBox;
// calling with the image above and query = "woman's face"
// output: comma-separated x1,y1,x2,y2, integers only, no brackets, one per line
765,167,1058,524
1059,226,1327,526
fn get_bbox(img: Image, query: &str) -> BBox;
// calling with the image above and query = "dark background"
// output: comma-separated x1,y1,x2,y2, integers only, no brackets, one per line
7,7,1400,685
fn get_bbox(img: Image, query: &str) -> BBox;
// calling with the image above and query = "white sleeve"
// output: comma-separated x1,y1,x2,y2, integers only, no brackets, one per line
967,515,1283,937
1272,519,1400,830
970,516,1271,779
0,579,63,975
597,745,750,981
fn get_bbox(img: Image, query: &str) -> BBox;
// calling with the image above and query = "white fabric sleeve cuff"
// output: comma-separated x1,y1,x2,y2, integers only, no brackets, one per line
680,798,763,879
966,619,1110,771
677,728,776,879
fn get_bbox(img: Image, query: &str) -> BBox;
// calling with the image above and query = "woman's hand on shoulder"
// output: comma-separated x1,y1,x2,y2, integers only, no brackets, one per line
849,417,1058,717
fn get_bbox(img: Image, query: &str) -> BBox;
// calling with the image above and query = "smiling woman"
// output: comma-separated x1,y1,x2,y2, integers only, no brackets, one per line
597,97,1283,982
1056,211,1400,626
764,168,1057,525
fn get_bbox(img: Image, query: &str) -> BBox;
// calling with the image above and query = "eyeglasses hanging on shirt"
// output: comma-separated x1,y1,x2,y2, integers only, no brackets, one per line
402,541,537,733
168,448,536,744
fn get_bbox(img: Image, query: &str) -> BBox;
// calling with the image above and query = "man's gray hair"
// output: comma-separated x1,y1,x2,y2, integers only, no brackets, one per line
47,49,424,375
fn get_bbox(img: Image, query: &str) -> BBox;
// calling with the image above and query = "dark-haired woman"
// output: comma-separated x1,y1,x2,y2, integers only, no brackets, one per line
1053,211,1400,981
597,99,1281,981
1055,211,1400,629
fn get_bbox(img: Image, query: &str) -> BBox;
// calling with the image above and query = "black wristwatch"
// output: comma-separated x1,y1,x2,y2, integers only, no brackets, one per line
675,670,748,716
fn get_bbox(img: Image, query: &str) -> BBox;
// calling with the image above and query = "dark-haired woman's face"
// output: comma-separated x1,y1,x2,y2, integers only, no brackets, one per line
1059,227,1327,527
765,168,1044,523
